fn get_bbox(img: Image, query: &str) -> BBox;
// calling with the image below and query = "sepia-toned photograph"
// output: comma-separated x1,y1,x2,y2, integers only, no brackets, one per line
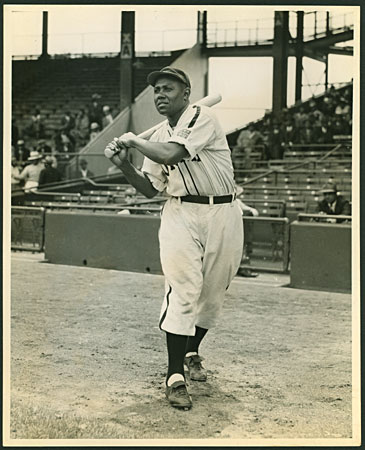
3,2,361,446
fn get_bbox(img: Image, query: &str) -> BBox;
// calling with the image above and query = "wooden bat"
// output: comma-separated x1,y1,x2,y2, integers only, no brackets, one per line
137,93,222,140
104,93,222,158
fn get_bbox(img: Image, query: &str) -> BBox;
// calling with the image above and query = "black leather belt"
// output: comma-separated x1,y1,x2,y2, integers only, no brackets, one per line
178,194,235,204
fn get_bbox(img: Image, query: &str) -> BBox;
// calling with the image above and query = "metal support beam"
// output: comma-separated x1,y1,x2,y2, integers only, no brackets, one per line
120,11,135,111
272,11,289,116
197,10,207,48
40,11,49,59
295,11,304,103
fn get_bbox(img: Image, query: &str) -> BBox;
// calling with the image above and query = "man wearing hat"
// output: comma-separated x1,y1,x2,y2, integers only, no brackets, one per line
316,181,351,222
38,156,63,187
14,139,30,166
13,150,44,191
105,67,243,410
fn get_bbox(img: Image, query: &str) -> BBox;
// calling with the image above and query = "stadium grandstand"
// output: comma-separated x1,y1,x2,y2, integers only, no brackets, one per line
10,8,354,292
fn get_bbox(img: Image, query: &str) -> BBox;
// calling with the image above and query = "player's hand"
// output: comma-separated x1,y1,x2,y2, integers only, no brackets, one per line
117,132,137,149
105,138,129,164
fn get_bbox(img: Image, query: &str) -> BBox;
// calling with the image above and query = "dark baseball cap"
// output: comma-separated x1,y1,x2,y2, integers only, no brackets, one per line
147,66,191,88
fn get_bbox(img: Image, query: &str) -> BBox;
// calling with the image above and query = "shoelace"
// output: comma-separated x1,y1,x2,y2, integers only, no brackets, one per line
174,385,189,397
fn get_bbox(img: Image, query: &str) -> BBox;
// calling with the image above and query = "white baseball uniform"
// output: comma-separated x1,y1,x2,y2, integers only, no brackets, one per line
142,104,244,336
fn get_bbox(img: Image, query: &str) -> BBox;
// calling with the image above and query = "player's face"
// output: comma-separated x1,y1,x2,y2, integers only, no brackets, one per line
153,77,189,123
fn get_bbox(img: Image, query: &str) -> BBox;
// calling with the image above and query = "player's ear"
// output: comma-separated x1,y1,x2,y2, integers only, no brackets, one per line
183,87,191,100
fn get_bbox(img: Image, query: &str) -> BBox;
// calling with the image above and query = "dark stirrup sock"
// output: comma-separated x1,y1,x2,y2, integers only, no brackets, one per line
185,326,208,355
166,332,188,382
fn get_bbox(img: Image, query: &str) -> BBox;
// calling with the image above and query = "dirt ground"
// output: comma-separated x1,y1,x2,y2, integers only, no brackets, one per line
7,252,354,444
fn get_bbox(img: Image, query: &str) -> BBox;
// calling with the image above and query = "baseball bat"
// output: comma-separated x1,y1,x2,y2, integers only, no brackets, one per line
104,93,222,158
137,92,222,140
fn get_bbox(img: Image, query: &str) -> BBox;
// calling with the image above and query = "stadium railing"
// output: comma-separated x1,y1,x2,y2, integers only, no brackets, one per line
11,206,46,252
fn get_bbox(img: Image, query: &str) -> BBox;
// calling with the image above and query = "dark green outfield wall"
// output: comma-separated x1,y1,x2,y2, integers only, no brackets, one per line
44,211,352,293
44,211,162,274
290,221,351,293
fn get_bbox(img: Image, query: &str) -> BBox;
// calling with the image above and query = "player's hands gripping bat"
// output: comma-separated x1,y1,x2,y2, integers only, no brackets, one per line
104,93,222,160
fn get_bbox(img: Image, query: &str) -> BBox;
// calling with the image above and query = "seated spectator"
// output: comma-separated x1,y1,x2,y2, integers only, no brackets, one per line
331,117,350,137
282,121,297,146
11,156,21,190
38,156,63,187
89,122,101,141
102,105,114,129
28,108,45,139
37,139,52,156
73,158,94,179
89,93,103,128
268,123,283,159
60,111,75,134
13,150,44,191
14,139,30,166
316,182,351,222
335,98,351,117
54,131,76,178
36,139,58,168
71,108,90,147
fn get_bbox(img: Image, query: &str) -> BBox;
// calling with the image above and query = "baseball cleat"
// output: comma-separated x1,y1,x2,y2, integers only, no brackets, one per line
165,380,192,409
184,354,207,381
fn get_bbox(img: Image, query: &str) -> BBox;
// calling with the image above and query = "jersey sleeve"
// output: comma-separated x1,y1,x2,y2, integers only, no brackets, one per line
141,157,167,192
168,106,216,159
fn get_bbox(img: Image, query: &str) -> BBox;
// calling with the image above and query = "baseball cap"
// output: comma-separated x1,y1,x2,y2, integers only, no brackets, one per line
319,182,337,194
147,66,191,88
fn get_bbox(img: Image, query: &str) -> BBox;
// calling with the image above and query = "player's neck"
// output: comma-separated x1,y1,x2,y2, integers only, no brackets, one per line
168,103,190,128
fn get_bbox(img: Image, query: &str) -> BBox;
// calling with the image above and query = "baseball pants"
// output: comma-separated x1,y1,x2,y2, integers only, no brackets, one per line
158,197,244,336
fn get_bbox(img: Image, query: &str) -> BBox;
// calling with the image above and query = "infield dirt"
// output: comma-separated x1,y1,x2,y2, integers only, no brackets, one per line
7,253,353,443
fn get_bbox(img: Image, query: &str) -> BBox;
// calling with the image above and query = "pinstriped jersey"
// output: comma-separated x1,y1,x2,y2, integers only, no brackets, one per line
141,104,236,197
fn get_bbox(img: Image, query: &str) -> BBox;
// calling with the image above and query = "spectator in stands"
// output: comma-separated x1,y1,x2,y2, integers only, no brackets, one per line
316,182,351,223
330,117,350,137
37,139,52,156
294,106,308,129
89,93,103,128
38,156,63,187
73,158,94,179
71,108,90,147
313,118,332,144
102,105,114,129
13,150,44,191
282,121,297,146
335,98,351,117
89,122,101,141
60,111,75,134
54,131,75,178
268,123,283,159
14,139,30,166
28,108,45,139
11,156,21,190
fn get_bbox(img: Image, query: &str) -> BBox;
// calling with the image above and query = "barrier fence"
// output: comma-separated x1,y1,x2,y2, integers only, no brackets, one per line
11,207,46,252
11,206,291,272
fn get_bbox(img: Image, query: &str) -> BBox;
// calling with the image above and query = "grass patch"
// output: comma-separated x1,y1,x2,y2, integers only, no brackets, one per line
10,399,132,439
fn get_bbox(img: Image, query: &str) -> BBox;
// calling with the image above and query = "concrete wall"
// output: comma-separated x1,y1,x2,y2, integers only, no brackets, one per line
77,44,209,174
290,221,351,293
44,211,162,274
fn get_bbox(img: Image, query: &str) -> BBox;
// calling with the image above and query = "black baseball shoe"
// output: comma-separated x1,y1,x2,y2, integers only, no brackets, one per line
184,354,207,381
165,380,192,409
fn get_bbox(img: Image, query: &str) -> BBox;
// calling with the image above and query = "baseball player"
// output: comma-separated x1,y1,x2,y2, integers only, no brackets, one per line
105,67,243,410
